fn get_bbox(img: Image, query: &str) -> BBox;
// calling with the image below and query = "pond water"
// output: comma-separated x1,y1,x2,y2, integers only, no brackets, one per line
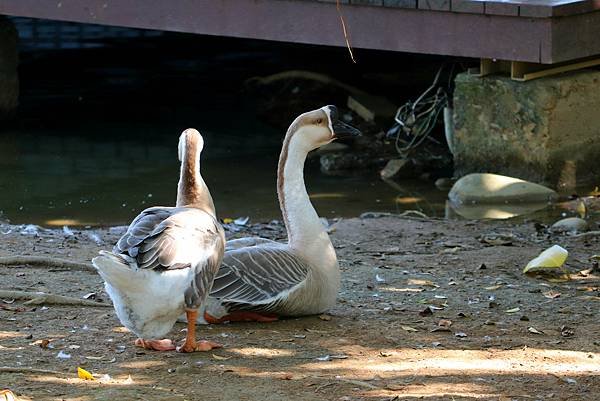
0,116,451,227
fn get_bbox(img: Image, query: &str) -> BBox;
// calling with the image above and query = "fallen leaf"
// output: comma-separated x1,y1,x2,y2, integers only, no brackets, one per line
437,319,453,328
505,307,520,313
528,327,544,335
543,290,561,299
401,325,418,332
455,332,468,338
485,284,503,290
379,351,393,357
212,354,231,361
222,218,234,224
560,326,575,337
419,307,433,317
318,314,332,321
77,367,95,381
407,279,439,288
523,245,568,274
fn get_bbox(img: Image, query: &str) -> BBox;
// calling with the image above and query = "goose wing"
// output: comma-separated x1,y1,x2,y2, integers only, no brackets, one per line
210,245,309,312
114,206,223,272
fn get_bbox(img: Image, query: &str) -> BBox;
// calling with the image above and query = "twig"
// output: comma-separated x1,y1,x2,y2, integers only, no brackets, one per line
573,230,600,238
336,377,380,389
0,256,94,272
0,290,111,307
336,0,356,63
315,382,336,393
0,366,69,375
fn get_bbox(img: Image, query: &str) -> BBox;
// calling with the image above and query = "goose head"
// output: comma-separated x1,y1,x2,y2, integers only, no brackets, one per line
178,128,204,163
288,105,361,153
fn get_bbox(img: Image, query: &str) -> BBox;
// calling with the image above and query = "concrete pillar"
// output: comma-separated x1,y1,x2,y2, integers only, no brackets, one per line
0,16,18,120
452,70,600,189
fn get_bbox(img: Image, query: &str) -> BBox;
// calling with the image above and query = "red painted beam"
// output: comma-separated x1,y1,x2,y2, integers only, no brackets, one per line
0,0,595,63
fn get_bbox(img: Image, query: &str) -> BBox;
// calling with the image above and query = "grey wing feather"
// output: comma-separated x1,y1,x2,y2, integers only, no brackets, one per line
210,246,309,312
114,206,222,272
185,234,225,308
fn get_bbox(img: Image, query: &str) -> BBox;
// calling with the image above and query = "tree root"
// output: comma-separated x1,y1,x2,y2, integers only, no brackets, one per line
0,256,93,272
574,230,600,238
0,290,111,307
0,366,69,376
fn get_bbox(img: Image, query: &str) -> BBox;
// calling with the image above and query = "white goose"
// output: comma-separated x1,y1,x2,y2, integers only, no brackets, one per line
93,129,225,352
202,105,360,323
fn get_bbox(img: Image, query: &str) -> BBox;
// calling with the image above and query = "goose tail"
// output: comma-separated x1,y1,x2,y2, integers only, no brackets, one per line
92,250,138,290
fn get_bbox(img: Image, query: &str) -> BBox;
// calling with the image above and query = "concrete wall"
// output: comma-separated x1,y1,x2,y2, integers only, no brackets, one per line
452,70,600,189
0,16,18,119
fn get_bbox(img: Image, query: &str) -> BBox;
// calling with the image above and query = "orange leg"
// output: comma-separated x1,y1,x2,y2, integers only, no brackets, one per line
177,309,222,353
134,338,176,351
204,311,279,324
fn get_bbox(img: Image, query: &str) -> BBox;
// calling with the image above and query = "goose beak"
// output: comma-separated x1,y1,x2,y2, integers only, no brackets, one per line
332,120,361,140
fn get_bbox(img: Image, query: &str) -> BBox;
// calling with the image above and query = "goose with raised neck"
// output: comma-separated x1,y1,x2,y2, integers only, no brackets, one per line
202,105,360,323
93,129,225,352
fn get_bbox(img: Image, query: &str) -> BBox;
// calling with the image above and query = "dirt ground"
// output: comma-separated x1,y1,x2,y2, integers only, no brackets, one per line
1,215,599,401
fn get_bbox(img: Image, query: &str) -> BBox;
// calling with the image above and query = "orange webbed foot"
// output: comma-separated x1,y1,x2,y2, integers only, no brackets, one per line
134,338,176,351
176,339,222,353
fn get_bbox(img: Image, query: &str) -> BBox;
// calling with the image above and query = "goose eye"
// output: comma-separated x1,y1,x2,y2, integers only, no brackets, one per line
315,118,323,125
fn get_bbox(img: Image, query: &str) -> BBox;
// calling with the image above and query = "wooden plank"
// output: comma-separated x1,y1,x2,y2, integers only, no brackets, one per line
0,0,560,63
452,0,485,14
484,1,519,16
519,0,596,17
350,0,384,5
418,0,451,10
475,58,511,76
383,0,417,8
511,57,600,80
551,10,600,63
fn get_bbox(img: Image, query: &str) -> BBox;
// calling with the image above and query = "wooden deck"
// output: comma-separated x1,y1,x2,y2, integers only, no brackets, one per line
1,0,599,63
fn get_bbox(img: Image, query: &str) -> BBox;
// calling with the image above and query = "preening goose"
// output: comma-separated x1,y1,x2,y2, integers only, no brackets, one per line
92,129,225,352
202,105,360,323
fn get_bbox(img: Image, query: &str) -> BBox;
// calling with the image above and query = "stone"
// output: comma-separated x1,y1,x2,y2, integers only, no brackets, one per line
551,217,588,234
380,158,408,179
452,70,600,187
0,16,18,119
448,173,558,204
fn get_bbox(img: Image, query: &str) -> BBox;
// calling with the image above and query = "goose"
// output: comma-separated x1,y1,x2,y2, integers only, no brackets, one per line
201,105,360,323
92,128,225,352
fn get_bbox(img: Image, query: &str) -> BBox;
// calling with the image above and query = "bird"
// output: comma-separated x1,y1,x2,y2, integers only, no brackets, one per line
201,105,360,323
92,128,225,352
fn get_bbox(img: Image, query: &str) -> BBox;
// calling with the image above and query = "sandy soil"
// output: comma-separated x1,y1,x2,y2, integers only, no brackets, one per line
1,216,599,401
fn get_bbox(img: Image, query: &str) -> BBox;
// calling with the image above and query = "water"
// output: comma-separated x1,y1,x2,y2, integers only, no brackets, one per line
0,117,452,227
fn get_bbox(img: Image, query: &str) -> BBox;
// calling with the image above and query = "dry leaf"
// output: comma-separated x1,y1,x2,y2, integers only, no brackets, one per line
543,290,561,299
505,307,520,313
523,245,568,274
318,314,332,321
407,279,439,288
438,319,453,328
419,307,433,317
212,354,231,361
485,284,503,290
401,325,418,332
528,327,544,335
77,367,95,381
